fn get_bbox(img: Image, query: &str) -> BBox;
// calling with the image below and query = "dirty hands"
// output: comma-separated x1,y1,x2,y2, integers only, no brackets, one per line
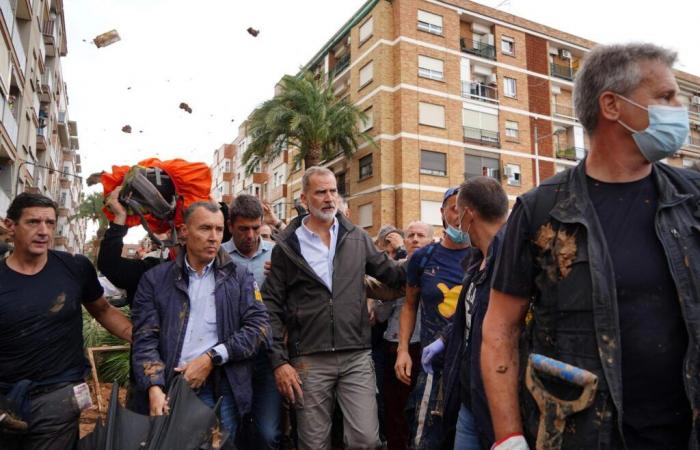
105,187,127,225
273,363,303,404
174,353,213,389
148,386,170,416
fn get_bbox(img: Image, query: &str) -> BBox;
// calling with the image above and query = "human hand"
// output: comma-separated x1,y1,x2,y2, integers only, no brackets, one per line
421,338,445,374
273,363,304,404
148,386,169,416
174,353,214,389
105,187,127,225
367,299,377,326
264,260,272,277
262,202,280,227
394,349,413,385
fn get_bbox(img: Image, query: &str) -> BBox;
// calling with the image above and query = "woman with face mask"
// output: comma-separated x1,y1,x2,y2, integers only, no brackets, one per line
420,176,509,450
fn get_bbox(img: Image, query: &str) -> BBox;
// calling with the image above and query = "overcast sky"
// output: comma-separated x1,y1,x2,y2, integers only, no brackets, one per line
61,0,700,242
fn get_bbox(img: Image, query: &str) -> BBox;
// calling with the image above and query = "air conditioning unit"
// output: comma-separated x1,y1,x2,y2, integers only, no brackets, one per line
487,73,498,84
551,86,561,95
503,165,513,178
559,49,572,59
692,95,700,105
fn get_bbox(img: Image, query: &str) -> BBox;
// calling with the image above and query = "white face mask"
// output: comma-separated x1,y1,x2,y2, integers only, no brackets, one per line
617,94,690,162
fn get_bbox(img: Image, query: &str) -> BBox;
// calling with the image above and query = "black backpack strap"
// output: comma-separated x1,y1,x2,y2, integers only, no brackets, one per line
417,241,439,278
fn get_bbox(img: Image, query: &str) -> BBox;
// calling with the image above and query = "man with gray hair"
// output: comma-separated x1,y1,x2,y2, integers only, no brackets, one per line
262,166,405,449
482,43,700,449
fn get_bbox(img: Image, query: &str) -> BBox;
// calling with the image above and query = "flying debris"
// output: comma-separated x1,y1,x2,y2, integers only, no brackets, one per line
247,27,259,37
231,119,235,122
93,29,121,48
179,102,193,114
139,130,143,133
121,125,132,133
127,86,132,90
85,172,104,187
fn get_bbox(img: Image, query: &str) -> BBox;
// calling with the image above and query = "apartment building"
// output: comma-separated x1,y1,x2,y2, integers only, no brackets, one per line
0,0,85,253
217,0,700,236
211,143,236,205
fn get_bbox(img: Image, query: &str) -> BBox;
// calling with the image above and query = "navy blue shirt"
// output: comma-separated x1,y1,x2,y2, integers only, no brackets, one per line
0,251,103,383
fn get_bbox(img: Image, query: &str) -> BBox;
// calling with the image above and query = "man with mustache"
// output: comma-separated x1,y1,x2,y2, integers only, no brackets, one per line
263,166,405,449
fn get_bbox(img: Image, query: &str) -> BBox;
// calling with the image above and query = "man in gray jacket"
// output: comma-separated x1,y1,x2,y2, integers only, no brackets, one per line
262,166,405,450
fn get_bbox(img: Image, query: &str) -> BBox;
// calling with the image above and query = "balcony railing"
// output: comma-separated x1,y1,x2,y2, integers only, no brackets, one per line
0,0,15,31
2,98,19,146
331,54,350,79
550,63,576,81
41,70,53,93
463,126,500,147
462,81,498,103
551,102,577,120
556,146,587,161
460,38,496,60
689,103,700,119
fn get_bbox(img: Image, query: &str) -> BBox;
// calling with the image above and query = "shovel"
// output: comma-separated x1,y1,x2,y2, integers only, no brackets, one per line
525,354,598,450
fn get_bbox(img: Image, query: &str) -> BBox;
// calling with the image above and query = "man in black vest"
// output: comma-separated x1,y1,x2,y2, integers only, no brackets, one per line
482,43,700,449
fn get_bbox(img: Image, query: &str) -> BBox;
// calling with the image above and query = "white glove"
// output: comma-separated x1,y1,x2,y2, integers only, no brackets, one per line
491,434,529,450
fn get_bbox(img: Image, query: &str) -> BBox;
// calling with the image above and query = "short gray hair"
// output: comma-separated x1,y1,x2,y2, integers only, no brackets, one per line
302,166,335,192
574,43,677,134
183,201,221,224
406,221,434,238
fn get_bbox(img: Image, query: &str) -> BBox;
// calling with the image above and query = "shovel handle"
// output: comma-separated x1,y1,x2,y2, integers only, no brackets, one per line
530,354,597,387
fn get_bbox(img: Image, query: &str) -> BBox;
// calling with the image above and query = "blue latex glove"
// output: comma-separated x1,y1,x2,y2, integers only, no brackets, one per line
421,338,445,374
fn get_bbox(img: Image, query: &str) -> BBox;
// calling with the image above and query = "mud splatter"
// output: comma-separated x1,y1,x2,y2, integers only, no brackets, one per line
211,426,222,448
143,361,164,379
496,365,508,373
48,293,66,314
535,223,578,279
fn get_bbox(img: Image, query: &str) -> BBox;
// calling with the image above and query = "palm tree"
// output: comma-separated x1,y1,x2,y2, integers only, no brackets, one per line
71,192,108,262
242,71,374,174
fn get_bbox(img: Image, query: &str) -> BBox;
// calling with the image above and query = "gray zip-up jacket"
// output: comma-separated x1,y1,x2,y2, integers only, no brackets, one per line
262,213,405,368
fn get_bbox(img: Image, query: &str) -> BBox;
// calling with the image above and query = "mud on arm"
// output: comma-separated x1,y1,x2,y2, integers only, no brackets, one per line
131,274,166,390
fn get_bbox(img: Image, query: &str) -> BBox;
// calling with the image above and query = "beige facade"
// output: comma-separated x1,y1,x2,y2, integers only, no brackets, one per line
0,0,85,253
211,143,236,206
220,0,700,236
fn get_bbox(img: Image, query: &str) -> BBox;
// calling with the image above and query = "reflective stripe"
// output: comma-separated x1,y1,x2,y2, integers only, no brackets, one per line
414,372,434,448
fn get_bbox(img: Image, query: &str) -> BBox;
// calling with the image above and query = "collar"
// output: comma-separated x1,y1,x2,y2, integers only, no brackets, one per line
299,216,338,239
184,254,215,276
225,237,273,258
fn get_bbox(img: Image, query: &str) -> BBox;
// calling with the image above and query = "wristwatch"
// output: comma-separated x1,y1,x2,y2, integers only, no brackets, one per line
206,348,224,366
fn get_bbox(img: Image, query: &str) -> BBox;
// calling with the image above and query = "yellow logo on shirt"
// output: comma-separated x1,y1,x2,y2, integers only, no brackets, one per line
253,281,263,302
436,283,462,318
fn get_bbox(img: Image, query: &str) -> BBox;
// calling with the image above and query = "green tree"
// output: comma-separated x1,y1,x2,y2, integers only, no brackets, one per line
72,191,108,235
242,71,374,174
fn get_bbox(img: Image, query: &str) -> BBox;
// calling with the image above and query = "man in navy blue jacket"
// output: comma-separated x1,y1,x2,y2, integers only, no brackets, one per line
131,201,270,438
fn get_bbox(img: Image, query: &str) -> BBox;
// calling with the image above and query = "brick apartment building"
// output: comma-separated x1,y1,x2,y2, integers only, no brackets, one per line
217,0,700,236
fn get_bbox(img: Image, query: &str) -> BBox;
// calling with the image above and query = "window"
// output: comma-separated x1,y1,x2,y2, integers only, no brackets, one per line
504,163,521,186
274,201,285,220
272,171,279,187
462,108,499,144
359,203,373,228
465,154,500,180
504,77,517,98
224,160,231,172
505,120,519,140
420,150,447,176
418,55,444,81
501,36,515,55
419,102,445,128
417,10,443,35
361,106,373,131
59,191,67,207
359,17,373,44
420,200,443,226
337,172,347,196
359,154,373,179
359,62,373,88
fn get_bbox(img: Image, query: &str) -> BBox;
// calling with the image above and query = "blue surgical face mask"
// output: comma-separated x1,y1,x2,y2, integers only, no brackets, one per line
617,95,689,162
445,210,471,246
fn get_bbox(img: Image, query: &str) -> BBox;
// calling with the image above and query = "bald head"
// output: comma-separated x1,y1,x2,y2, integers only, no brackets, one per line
405,221,433,256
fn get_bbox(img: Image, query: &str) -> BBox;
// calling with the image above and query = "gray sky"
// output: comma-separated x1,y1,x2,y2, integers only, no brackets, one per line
62,0,700,242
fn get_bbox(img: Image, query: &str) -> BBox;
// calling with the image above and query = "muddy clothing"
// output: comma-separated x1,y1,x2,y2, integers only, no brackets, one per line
492,162,700,449
131,248,270,416
97,222,161,305
262,213,405,369
0,251,103,383
586,174,691,447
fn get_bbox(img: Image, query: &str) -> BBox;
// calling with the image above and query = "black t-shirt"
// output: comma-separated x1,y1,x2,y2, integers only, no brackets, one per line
586,175,690,448
0,251,104,383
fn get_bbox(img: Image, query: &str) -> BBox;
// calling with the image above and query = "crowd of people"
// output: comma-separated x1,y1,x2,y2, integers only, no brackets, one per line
1,41,700,450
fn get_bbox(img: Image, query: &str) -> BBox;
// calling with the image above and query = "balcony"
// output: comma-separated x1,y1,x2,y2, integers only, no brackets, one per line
551,102,578,120
462,81,498,104
41,70,53,100
269,184,287,201
550,63,576,81
689,103,700,121
43,19,56,56
0,0,14,31
1,99,19,146
463,126,500,147
36,125,47,150
57,110,69,146
460,38,496,60
331,54,350,79
556,146,587,162
12,29,26,74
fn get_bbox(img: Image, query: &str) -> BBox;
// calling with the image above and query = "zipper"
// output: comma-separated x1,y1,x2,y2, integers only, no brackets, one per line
329,297,335,351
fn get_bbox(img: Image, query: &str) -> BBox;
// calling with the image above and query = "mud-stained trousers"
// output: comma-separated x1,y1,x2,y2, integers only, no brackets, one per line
407,369,446,450
291,349,382,450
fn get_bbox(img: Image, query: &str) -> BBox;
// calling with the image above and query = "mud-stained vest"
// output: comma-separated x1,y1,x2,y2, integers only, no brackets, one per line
516,161,700,449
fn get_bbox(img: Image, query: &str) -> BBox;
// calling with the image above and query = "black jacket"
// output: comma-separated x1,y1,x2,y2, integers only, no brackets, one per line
97,222,161,304
510,162,700,448
262,213,405,368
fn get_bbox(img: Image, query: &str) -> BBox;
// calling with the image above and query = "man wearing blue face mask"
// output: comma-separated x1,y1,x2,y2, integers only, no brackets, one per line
482,43,700,450
395,187,473,449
